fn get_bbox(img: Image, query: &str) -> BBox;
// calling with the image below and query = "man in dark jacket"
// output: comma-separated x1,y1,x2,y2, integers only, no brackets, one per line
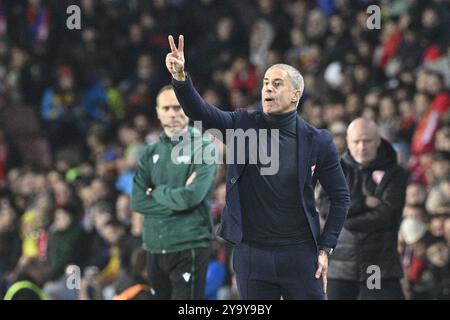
327,118,407,299
47,205,88,281
166,35,350,300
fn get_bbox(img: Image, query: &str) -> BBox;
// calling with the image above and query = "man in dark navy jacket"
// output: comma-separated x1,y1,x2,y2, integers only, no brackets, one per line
165,35,350,300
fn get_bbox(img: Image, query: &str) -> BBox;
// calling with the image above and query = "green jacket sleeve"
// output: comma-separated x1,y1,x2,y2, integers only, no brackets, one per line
151,144,216,212
131,147,173,215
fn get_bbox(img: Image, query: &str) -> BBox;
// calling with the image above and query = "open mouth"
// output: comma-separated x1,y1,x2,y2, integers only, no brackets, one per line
265,97,275,102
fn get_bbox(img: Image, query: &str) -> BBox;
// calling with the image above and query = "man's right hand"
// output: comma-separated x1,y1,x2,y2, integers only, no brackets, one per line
185,171,197,186
365,196,381,208
166,35,186,81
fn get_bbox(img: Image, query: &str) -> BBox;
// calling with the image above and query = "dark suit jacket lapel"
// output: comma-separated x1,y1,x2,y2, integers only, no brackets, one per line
297,116,312,191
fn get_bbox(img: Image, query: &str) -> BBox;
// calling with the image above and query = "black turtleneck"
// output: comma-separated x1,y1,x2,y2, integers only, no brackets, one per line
239,110,314,247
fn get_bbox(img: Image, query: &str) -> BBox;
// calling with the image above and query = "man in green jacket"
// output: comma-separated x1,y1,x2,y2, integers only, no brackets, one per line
131,85,216,299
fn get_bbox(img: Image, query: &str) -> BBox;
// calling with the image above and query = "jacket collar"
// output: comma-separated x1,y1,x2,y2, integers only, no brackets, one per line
256,111,313,188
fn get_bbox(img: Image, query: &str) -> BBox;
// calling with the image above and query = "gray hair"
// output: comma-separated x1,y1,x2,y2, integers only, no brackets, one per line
268,64,304,94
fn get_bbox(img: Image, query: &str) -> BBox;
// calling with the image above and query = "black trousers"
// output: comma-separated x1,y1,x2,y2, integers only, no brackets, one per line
146,247,209,300
327,278,405,300
233,242,324,300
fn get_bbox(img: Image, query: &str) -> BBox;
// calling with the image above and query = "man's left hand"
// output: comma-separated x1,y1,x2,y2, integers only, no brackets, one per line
315,250,329,294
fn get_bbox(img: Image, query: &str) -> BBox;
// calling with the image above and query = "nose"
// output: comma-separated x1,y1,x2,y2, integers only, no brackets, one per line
264,83,274,94
356,142,365,152
168,107,177,117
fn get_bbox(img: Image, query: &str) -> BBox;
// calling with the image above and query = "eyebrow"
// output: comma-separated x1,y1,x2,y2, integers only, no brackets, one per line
263,78,284,82
351,138,374,142
160,104,181,108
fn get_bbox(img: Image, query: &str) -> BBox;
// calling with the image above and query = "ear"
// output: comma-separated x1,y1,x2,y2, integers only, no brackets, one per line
292,89,301,103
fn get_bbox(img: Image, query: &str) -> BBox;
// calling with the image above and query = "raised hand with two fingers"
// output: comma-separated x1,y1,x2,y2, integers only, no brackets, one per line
166,35,186,81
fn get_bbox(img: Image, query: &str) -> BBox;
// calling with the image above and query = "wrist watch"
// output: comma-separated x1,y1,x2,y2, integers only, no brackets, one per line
319,247,334,256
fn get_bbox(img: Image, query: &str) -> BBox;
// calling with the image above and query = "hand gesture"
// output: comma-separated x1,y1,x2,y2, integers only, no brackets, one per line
166,35,186,81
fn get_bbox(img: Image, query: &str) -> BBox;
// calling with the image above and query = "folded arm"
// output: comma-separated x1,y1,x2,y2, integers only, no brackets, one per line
345,169,407,232
151,145,216,211
131,149,173,216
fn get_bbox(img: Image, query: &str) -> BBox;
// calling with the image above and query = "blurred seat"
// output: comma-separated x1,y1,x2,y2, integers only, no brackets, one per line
15,137,52,168
0,105,52,168
0,105,41,137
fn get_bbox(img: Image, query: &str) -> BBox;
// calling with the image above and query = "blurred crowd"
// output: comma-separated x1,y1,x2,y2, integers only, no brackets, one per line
0,0,449,299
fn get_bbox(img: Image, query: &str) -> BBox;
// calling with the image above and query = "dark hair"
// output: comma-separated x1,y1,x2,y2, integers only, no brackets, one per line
56,203,80,221
104,219,125,230
433,151,450,161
